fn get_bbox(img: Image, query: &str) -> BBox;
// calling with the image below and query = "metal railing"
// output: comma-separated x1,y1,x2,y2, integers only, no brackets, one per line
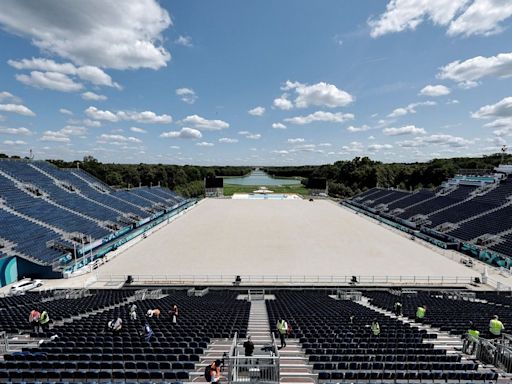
476,335,512,373
226,332,280,384
97,274,476,287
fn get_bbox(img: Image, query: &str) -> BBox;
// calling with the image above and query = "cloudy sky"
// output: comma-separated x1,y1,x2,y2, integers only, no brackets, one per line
0,0,512,165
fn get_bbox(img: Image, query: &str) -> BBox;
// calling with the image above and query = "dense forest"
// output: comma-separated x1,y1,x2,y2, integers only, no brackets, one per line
1,152,510,198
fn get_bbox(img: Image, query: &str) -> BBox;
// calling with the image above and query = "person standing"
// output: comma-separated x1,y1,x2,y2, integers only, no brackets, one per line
170,304,179,324
39,310,50,332
143,322,154,343
416,305,427,322
129,304,137,320
243,335,254,356
371,319,381,337
28,309,41,333
393,301,402,316
277,319,288,349
489,315,504,339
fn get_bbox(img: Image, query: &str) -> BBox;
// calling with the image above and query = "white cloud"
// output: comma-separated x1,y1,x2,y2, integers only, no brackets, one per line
196,141,214,147
368,0,468,38
246,134,262,140
284,111,354,125
82,91,107,101
0,0,171,70
383,125,426,136
272,123,287,130
3,140,26,146
272,150,289,155
68,118,101,128
281,80,354,108
0,91,19,103
130,127,147,133
419,84,451,97
0,127,32,135
318,143,332,147
273,94,293,110
9,58,120,89
387,101,436,118
438,52,512,88
368,143,393,151
397,134,472,148
85,106,172,123
447,0,512,37
342,141,364,152
60,125,87,136
248,106,265,116
16,71,83,92
98,134,141,144
59,108,73,115
176,88,197,104
181,114,229,130
160,127,202,139
368,135,376,140
219,138,238,143
288,138,305,144
40,131,71,143
347,124,370,132
175,35,193,47
447,99,460,105
369,0,512,38
238,131,250,135
170,145,180,149
0,104,35,116
471,97,512,119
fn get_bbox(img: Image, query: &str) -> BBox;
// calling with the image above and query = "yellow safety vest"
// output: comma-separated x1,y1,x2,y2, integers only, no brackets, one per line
467,329,479,340
277,321,287,334
490,319,504,336
40,311,49,325
371,322,380,336
416,307,426,319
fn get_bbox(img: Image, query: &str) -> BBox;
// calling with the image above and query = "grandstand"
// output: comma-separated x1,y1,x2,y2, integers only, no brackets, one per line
344,165,512,272
2,159,512,383
0,159,193,284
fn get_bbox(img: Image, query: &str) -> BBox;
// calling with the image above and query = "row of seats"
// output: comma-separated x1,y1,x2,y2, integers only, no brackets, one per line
0,159,185,265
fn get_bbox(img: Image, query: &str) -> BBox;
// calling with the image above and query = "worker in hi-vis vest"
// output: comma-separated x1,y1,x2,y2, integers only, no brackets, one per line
489,315,504,338
371,319,380,336
416,305,427,321
463,322,480,354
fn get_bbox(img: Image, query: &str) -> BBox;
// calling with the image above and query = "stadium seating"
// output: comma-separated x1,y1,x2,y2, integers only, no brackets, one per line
0,159,185,266
267,291,495,382
3,290,249,382
347,175,512,261
365,290,512,337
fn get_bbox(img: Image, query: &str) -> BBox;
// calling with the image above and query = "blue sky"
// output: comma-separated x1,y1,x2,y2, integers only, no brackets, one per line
1,0,512,165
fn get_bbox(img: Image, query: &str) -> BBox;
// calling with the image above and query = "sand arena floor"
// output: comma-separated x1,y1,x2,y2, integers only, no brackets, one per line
91,199,477,279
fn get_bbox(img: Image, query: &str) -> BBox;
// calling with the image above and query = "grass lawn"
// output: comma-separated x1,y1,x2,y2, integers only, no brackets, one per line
223,184,310,196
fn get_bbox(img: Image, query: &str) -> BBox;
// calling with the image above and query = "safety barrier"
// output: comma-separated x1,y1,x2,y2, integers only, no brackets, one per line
98,274,476,287
226,332,280,384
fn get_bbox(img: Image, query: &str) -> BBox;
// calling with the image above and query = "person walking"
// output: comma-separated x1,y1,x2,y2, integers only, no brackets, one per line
394,301,403,316
416,305,427,322
28,309,41,333
463,322,480,354
277,319,288,349
129,304,137,320
489,315,504,339
243,335,254,357
170,304,179,324
371,319,381,337
39,310,50,332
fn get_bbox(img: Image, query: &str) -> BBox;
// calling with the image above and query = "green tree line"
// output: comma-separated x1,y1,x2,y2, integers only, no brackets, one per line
265,154,511,198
